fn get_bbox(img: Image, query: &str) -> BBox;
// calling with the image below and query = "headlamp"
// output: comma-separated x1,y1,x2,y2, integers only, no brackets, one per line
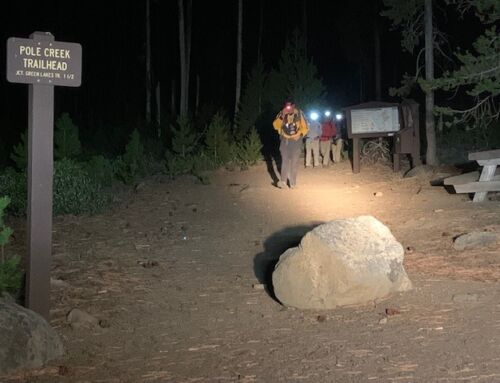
309,111,319,121
335,113,343,121
324,110,331,117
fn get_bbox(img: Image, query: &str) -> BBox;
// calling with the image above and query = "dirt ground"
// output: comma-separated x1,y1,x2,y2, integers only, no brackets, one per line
3,158,500,383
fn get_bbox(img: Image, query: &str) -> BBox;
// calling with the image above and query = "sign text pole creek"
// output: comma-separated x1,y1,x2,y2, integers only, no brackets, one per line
6,32,81,319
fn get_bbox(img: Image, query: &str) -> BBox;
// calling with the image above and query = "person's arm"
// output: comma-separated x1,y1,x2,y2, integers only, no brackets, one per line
298,111,309,137
273,112,283,133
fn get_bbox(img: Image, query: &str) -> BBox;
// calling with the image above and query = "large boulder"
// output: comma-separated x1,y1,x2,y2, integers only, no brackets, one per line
272,216,412,309
0,296,64,374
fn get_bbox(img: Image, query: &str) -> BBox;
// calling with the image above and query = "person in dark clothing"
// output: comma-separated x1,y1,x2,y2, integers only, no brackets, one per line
320,111,337,166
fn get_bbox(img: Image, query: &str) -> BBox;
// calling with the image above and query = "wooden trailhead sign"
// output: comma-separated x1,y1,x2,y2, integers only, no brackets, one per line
6,32,82,319
7,35,81,87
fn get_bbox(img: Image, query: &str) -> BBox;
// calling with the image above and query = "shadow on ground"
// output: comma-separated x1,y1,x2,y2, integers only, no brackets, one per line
253,222,323,301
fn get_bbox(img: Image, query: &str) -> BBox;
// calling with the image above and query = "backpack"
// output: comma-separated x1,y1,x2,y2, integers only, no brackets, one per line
281,111,300,136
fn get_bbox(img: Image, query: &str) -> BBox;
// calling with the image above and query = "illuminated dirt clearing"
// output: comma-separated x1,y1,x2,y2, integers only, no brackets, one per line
4,161,500,382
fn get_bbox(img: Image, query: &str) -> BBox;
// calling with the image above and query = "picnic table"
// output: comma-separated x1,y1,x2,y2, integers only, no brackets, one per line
444,149,500,202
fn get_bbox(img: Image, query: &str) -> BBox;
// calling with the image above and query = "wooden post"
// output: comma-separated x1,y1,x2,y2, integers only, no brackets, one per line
7,32,82,319
353,137,360,174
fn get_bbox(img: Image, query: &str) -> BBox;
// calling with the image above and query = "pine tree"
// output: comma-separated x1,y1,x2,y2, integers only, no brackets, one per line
382,0,438,165
54,112,82,160
235,60,267,140
267,29,326,111
115,129,144,184
170,115,196,158
424,1,499,131
236,127,263,168
205,112,233,167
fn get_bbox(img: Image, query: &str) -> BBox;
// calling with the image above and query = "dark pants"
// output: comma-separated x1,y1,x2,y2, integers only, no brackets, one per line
280,138,302,186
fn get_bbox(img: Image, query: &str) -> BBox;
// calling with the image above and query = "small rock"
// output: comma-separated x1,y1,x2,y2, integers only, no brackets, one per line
374,192,384,197
134,182,146,192
98,319,111,328
252,283,266,290
67,308,99,329
379,317,388,324
453,231,500,251
137,260,159,268
316,315,327,323
50,277,69,289
442,232,451,237
385,307,401,316
405,246,414,254
433,209,444,213
452,293,480,303
58,365,69,376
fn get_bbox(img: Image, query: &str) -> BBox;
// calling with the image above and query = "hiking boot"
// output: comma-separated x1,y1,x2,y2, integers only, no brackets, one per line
277,181,286,189
290,184,298,189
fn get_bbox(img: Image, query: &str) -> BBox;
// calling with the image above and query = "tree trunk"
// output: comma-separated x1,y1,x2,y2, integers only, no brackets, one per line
156,82,161,132
374,19,382,101
171,78,176,114
178,0,188,117
195,74,200,116
145,0,152,124
302,0,307,53
234,0,243,121
359,62,364,102
424,0,437,165
257,0,263,62
186,0,192,114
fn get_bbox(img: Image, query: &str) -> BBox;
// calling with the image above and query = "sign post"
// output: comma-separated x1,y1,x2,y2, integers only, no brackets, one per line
6,32,81,319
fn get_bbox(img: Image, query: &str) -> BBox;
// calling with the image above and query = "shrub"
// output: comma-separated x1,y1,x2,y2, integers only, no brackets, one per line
170,116,197,158
115,129,145,184
53,159,109,215
0,169,27,216
0,256,22,297
205,112,233,167
54,112,82,160
165,116,202,179
165,151,195,179
235,128,263,169
0,197,13,252
0,197,22,297
10,130,28,170
0,160,110,217
84,155,115,187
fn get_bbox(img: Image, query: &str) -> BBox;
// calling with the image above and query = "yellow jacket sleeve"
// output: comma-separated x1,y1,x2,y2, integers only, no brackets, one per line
273,112,283,133
298,111,309,137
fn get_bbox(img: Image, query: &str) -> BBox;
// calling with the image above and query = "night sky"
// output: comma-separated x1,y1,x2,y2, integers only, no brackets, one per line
0,0,474,154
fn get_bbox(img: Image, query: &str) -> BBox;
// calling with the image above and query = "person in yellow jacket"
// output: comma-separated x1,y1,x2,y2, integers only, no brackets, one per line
273,101,309,189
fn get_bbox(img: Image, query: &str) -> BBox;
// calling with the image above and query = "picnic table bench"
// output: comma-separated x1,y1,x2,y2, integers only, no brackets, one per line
444,149,500,202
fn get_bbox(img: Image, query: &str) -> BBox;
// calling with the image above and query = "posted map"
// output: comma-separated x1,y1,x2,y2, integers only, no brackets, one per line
351,107,400,134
